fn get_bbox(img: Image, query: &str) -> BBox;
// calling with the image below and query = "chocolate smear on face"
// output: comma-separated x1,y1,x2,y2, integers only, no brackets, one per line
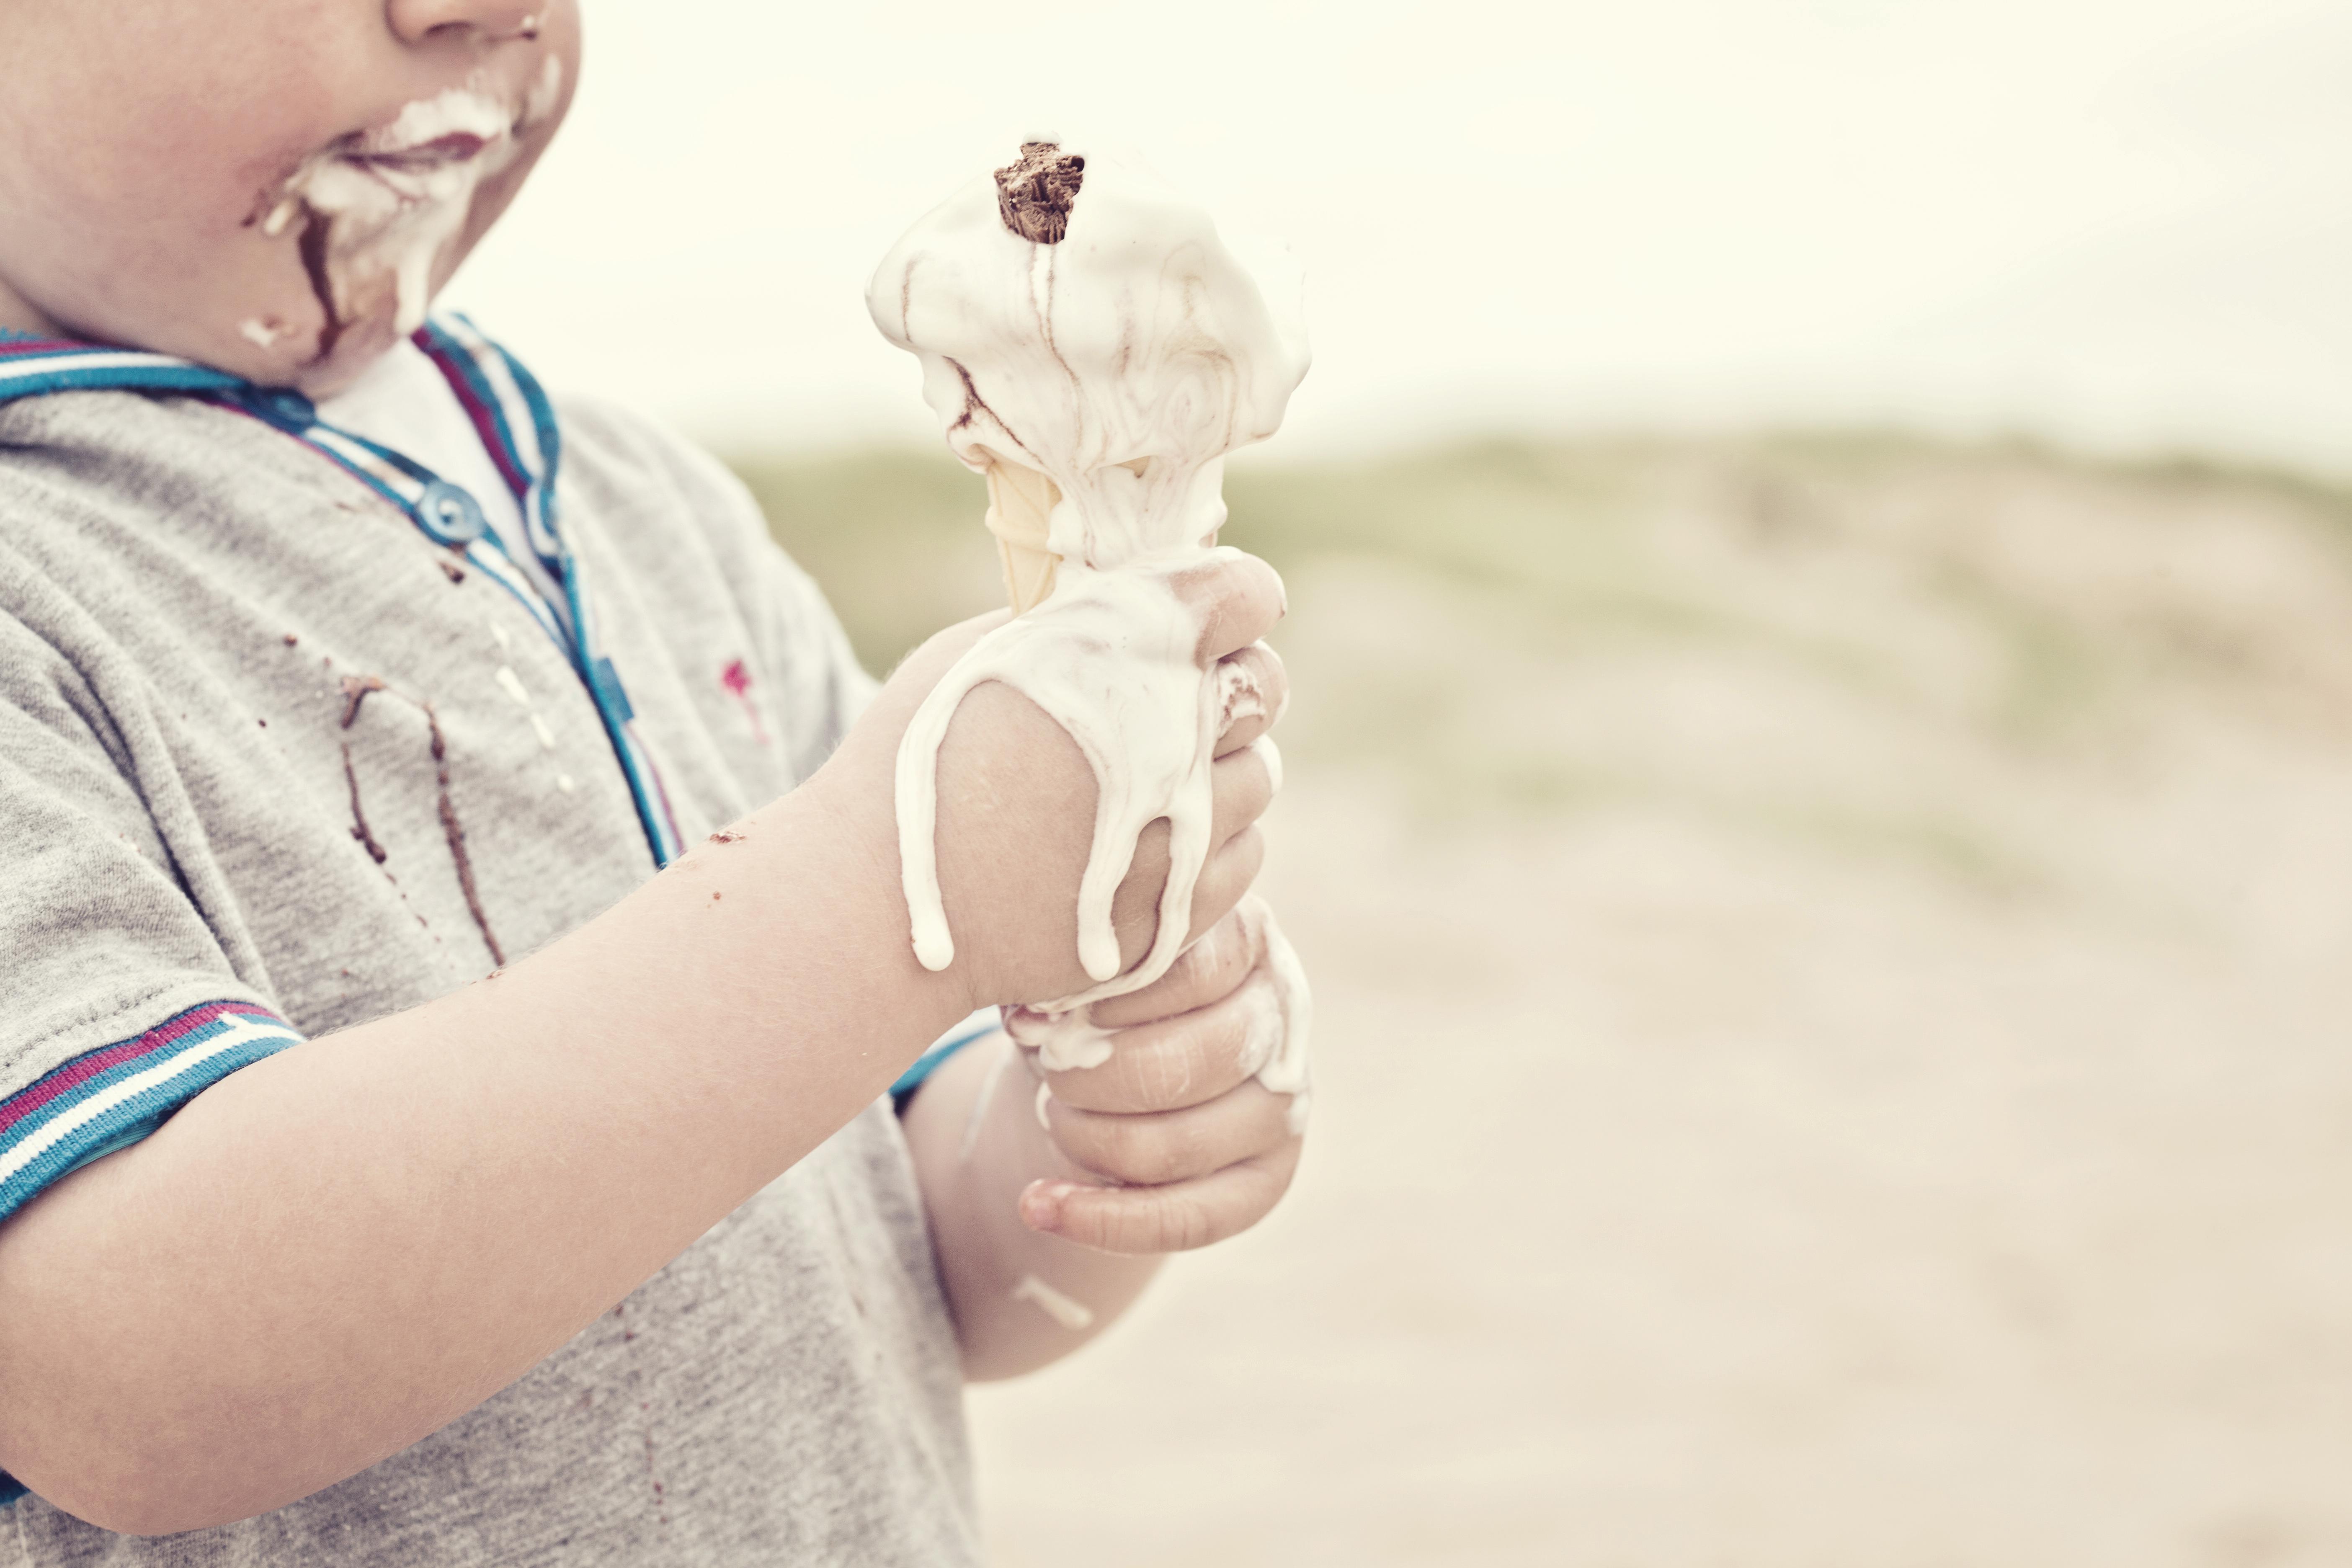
994,142,1086,244
296,209,348,361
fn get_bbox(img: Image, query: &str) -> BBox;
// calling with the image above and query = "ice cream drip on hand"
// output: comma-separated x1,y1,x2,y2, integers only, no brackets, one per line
1003,894,1315,1132
869,141,1310,1011
248,59,564,367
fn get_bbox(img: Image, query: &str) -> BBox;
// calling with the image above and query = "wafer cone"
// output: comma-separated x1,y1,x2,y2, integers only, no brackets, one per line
983,461,1063,615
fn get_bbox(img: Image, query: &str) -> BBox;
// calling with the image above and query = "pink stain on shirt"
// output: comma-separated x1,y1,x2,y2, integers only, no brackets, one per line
721,658,770,746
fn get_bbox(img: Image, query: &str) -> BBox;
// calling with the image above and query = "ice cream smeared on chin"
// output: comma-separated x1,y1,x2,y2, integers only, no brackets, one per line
869,141,1314,1121
244,58,563,372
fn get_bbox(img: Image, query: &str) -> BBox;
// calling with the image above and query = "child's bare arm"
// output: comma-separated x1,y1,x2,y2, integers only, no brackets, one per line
0,555,1285,1535
0,770,955,1535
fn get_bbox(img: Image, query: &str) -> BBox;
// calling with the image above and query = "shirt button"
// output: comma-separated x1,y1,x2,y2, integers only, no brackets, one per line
415,480,489,544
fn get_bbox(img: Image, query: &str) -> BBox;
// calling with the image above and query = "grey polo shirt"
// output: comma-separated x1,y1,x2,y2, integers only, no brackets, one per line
0,386,978,1564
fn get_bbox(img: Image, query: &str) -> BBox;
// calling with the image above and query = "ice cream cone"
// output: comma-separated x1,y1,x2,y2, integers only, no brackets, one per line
983,461,1063,615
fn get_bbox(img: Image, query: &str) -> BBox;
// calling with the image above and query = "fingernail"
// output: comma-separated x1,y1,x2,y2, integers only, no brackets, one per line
1019,1179,1068,1232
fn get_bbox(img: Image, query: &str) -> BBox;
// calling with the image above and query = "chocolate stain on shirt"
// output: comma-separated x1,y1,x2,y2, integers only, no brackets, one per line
337,671,505,965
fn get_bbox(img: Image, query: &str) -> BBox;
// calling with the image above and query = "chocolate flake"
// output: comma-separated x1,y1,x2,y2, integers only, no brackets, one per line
995,142,1086,245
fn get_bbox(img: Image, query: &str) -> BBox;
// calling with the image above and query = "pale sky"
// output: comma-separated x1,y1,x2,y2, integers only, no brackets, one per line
445,0,2352,471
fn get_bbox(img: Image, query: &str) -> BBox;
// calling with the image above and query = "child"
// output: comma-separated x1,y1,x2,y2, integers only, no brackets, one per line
0,2,1305,1560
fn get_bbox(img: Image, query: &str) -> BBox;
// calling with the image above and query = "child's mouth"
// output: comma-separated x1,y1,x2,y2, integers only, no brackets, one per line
347,133,495,175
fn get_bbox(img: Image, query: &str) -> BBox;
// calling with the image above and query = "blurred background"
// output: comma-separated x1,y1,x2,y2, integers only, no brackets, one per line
453,3,2352,1563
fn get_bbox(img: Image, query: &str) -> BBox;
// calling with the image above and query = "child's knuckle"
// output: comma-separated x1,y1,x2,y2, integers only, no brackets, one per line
1101,1119,1178,1184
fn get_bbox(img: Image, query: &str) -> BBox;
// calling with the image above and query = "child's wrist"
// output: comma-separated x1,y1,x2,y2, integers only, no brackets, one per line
773,766,982,1027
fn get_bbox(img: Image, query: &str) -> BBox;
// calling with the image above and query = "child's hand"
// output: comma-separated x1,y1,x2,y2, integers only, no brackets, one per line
821,550,1289,1010
1004,895,1307,1254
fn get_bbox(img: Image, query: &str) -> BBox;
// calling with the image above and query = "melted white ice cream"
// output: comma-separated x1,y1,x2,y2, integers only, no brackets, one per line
1250,897,1315,1134
1011,1273,1095,1331
894,553,1240,996
1003,999,1118,1074
869,143,1311,1015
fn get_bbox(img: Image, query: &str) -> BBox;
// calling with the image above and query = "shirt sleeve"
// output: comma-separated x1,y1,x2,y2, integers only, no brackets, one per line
0,603,300,1228
888,1008,1005,1115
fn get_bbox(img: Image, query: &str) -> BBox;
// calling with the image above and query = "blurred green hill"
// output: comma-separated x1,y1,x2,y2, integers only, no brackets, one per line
734,436,2352,887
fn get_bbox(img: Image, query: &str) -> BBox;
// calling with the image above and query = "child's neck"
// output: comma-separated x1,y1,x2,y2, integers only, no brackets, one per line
0,275,65,338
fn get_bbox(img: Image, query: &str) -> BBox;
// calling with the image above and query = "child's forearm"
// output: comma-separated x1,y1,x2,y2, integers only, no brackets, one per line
903,1032,1166,1379
0,769,966,1536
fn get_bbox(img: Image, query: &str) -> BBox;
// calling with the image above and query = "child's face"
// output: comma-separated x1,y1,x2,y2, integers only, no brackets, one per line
0,0,578,394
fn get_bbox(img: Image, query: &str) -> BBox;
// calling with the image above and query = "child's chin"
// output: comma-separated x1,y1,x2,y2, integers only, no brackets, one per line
289,319,405,398
209,313,399,397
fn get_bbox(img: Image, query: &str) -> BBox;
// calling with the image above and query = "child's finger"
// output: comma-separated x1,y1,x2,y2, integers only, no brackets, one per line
1086,903,1262,1030
1182,823,1264,952
1105,742,1267,964
1212,643,1288,758
1104,807,1261,976
1209,738,1276,847
1018,1139,1303,1254
1174,549,1287,665
1036,962,1282,1113
1042,1079,1296,1186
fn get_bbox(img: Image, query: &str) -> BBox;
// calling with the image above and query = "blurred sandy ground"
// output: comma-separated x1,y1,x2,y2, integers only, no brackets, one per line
745,440,2352,1566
